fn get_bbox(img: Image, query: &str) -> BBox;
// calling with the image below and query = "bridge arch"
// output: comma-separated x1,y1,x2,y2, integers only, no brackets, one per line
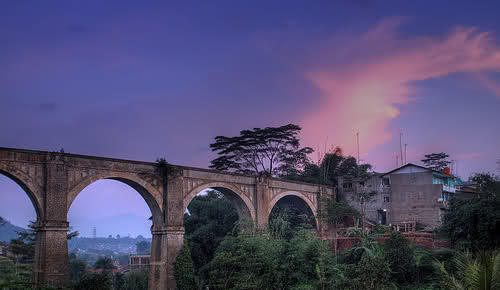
67,172,163,225
183,182,256,222
0,167,43,220
268,191,318,230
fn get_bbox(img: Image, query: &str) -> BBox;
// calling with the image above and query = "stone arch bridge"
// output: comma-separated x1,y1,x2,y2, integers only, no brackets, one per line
0,147,334,289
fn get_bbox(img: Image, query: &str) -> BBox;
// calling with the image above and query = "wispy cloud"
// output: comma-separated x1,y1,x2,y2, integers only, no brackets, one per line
300,18,500,154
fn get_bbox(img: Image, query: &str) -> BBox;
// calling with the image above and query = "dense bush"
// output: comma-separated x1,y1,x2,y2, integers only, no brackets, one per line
440,196,500,251
120,268,149,290
205,226,341,290
384,231,416,284
173,242,197,290
440,172,500,251
339,255,392,290
74,272,113,290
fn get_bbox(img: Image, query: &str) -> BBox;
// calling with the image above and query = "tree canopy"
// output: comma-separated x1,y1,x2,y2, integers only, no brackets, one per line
284,146,372,186
184,190,239,273
94,257,115,270
440,172,500,251
209,124,313,176
421,152,451,171
136,241,151,255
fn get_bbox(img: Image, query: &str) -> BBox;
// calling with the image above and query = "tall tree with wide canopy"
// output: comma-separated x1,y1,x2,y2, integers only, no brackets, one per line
209,124,313,176
421,152,452,171
285,146,372,186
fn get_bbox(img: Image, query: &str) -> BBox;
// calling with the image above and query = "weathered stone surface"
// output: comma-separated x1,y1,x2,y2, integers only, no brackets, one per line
0,147,334,289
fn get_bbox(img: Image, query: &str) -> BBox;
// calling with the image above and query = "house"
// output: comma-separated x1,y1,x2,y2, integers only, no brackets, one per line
381,163,461,230
338,173,391,226
338,163,461,231
129,254,150,271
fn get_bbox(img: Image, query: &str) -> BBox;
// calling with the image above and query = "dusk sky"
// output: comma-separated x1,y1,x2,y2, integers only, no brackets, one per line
1,1,499,237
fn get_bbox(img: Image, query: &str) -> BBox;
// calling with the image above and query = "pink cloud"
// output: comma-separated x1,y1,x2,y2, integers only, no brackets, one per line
300,18,500,156
476,73,500,98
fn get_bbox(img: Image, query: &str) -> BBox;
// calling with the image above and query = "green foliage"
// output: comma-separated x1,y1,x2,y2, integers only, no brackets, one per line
94,256,115,270
74,272,113,290
421,152,452,171
285,146,372,186
174,241,197,290
319,196,360,225
440,174,500,251
209,124,313,176
205,225,342,290
136,240,151,255
436,250,500,290
0,256,32,289
384,232,416,284
268,204,315,240
69,256,87,283
339,255,392,290
470,172,500,198
284,231,342,289
184,190,239,272
9,230,35,264
118,269,149,290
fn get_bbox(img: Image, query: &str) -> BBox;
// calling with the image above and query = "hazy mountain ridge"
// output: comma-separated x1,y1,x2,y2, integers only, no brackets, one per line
69,236,151,254
70,213,152,238
0,220,27,242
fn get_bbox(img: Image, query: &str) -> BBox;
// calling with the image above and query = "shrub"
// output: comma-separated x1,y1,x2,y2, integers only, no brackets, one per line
74,272,112,290
174,241,197,290
339,255,392,290
384,232,416,284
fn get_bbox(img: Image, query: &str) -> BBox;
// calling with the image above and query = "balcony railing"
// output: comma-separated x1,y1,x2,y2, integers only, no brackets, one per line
443,185,456,193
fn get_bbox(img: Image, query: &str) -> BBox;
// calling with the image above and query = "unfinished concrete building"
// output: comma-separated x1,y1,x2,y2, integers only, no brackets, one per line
338,163,460,231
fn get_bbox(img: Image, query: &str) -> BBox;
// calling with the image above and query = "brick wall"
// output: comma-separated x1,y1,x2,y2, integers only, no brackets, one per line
331,232,449,253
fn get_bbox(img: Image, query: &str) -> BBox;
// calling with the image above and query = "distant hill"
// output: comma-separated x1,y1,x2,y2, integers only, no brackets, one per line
0,220,27,243
69,213,152,238
68,236,151,254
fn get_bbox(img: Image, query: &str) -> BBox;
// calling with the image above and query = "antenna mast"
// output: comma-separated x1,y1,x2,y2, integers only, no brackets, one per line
356,131,360,165
399,130,403,165
404,144,408,164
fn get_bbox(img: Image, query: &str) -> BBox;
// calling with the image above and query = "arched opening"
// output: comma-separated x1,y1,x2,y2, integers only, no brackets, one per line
0,172,40,288
183,183,255,221
183,184,253,284
67,178,160,289
268,194,318,238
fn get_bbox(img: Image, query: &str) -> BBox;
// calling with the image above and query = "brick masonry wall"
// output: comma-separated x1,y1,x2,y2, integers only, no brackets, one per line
331,232,449,253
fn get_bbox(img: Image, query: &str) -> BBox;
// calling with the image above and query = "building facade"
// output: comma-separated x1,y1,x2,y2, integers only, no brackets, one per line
338,163,460,230
129,254,151,272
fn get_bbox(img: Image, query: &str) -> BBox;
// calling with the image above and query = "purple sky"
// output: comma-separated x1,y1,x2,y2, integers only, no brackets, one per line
1,1,499,236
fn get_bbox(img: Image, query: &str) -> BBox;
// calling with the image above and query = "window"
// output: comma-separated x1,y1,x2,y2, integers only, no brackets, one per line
441,191,449,201
377,209,387,225
383,196,390,202
343,182,353,189
383,177,390,186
